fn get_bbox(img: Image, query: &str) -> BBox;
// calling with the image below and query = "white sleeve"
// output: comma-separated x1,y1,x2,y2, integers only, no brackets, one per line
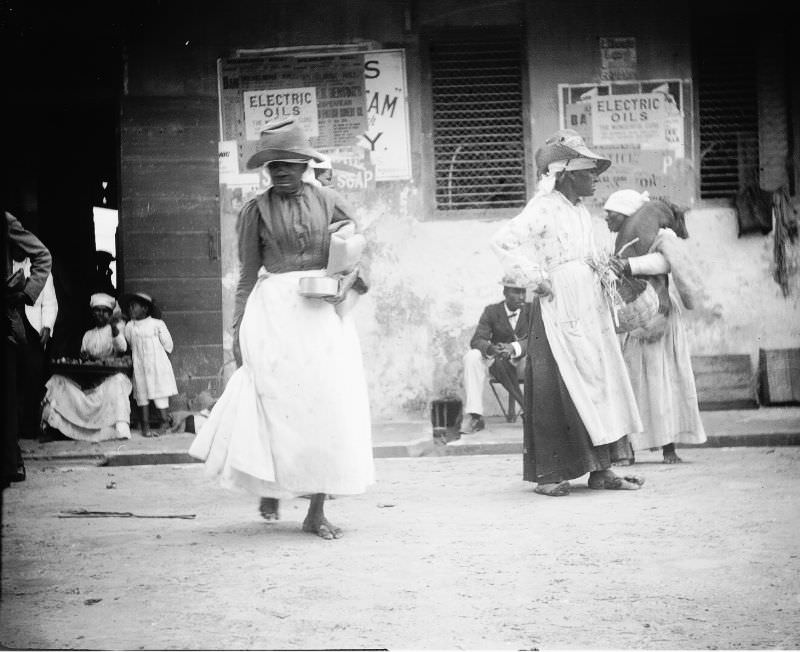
40,273,58,332
112,331,128,354
490,200,551,288
628,252,670,276
157,320,174,354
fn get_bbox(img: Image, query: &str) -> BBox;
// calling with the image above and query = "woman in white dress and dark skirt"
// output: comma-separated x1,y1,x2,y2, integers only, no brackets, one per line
189,119,373,539
491,130,645,497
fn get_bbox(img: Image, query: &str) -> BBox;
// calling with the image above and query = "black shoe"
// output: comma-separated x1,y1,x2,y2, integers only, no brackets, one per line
459,414,485,434
11,463,26,483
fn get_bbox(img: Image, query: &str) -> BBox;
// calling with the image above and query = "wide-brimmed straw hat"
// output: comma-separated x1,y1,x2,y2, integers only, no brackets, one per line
121,291,161,318
245,119,324,170
534,129,611,175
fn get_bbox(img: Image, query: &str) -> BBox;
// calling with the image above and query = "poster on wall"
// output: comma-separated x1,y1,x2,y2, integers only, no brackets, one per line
599,37,637,81
219,49,411,188
216,49,412,370
361,49,412,181
558,79,693,212
242,87,319,140
219,53,368,173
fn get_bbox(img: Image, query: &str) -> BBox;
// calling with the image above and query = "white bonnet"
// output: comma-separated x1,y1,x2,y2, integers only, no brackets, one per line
90,293,116,310
603,189,650,216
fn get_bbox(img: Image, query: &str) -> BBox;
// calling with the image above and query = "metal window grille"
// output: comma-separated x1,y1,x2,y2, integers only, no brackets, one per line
430,36,526,211
696,24,759,199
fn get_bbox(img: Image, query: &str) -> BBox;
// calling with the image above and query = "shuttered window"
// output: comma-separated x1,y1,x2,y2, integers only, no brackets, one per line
695,23,760,199
430,34,526,211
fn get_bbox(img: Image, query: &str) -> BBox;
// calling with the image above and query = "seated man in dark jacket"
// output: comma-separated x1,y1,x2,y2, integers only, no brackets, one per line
460,276,531,434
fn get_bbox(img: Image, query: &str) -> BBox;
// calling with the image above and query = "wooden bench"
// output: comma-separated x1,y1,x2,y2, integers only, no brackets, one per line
691,354,758,410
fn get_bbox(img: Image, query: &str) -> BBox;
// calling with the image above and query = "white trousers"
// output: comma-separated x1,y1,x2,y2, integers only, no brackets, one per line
463,349,489,415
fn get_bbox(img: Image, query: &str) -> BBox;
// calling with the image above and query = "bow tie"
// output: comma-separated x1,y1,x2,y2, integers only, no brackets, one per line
508,310,519,318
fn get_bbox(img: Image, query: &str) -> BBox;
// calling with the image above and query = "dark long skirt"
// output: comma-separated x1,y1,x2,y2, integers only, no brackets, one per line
522,299,634,484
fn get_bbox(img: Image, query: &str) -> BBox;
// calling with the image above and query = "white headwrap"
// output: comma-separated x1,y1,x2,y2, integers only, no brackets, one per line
603,189,650,216
535,157,599,197
90,293,116,310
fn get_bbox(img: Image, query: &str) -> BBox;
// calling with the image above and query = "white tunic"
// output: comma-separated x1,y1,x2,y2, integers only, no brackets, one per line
124,317,178,403
491,191,642,446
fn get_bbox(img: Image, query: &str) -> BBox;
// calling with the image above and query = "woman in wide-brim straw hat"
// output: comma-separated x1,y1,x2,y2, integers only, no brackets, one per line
490,129,645,496
189,118,373,539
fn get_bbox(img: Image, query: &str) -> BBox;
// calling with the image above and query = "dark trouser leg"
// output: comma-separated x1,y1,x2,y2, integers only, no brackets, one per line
489,357,525,406
3,341,21,488
19,322,45,439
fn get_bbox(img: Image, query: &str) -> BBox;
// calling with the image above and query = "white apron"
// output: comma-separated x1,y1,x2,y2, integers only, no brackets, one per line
189,269,374,498
492,191,642,446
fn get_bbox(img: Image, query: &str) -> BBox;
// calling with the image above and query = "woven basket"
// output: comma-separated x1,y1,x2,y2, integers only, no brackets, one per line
616,282,660,333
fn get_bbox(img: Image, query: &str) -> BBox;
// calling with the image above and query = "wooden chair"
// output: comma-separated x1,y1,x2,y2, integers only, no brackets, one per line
488,358,526,422
488,377,523,422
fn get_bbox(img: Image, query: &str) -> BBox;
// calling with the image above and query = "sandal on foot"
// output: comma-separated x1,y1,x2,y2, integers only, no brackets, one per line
534,480,571,496
588,474,644,490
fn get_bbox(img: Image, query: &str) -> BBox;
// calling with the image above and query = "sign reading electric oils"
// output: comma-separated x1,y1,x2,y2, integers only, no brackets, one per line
591,87,683,153
557,79,692,209
243,88,319,140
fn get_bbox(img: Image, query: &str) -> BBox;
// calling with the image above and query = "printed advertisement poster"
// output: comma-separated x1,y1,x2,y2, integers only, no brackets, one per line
590,85,683,153
361,50,412,181
243,88,319,140
558,80,692,209
218,140,240,175
599,37,637,81
319,146,377,199
219,53,367,170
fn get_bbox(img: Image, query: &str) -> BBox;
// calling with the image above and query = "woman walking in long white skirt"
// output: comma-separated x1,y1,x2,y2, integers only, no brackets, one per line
189,119,373,539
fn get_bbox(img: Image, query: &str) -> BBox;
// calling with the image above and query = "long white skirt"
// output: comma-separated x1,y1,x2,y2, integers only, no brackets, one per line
623,294,707,450
189,269,374,498
541,260,643,446
41,373,132,442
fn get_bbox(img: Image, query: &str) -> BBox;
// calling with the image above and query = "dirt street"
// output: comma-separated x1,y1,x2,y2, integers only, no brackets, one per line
2,447,799,650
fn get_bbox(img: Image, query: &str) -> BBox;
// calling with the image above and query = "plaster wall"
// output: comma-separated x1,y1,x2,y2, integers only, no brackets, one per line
123,0,800,420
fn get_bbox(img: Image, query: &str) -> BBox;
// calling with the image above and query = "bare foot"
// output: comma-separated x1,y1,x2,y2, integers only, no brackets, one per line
662,444,682,464
258,497,279,521
302,515,343,539
142,430,158,438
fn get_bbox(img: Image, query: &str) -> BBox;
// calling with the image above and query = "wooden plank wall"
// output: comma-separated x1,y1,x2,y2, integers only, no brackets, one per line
119,96,222,408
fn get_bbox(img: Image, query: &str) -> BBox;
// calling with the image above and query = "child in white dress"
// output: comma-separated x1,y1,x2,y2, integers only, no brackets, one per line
123,292,178,437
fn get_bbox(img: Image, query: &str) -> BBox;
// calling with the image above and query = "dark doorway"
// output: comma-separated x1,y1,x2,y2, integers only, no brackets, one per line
4,3,123,357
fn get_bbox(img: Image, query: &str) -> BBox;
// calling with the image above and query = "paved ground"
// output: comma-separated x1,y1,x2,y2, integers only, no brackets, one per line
17,406,800,466
2,446,799,649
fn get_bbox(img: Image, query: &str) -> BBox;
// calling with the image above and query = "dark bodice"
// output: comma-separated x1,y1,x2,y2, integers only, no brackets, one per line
233,183,354,330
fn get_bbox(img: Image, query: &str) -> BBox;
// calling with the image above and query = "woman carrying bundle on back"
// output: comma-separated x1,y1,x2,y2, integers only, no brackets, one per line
604,189,706,463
